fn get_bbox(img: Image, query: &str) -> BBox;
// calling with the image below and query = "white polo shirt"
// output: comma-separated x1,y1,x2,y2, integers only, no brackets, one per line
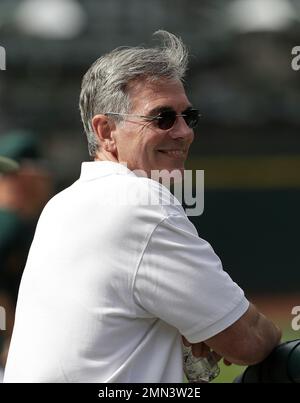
4,161,249,383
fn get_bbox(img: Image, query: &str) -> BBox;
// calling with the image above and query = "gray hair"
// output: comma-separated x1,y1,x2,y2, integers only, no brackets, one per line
79,30,189,157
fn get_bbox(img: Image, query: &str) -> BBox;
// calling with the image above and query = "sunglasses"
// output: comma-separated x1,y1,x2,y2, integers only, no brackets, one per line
105,108,201,130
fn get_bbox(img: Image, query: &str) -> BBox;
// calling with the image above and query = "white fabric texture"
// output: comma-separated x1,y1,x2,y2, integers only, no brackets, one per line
4,161,249,383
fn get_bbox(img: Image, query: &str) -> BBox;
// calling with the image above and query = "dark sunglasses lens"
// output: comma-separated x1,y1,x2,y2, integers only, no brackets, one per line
157,111,177,130
184,110,199,128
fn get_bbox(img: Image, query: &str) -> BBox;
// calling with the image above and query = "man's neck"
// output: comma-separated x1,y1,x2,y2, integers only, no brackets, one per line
94,150,119,163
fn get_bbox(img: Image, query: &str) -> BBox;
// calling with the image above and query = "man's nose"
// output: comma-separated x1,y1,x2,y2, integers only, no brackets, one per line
168,116,194,140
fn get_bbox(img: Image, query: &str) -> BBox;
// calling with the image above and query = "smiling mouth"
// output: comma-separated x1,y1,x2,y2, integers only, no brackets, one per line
157,150,186,158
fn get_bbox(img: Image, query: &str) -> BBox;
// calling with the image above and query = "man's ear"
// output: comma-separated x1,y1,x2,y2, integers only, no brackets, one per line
92,114,116,152
92,115,114,151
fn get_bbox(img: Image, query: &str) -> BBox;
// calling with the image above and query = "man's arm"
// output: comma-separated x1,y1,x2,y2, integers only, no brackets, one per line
199,303,281,366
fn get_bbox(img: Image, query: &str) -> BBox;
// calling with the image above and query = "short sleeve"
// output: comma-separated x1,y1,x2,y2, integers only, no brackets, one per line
133,214,249,342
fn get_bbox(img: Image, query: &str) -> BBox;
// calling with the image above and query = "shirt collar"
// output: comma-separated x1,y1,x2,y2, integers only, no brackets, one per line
79,161,135,181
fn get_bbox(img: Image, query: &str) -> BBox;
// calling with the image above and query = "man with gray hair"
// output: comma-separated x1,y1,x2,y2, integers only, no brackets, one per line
4,31,280,383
